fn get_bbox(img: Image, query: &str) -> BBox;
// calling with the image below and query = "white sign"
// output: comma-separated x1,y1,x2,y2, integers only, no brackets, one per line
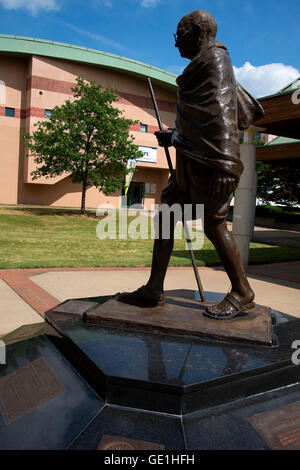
137,146,157,164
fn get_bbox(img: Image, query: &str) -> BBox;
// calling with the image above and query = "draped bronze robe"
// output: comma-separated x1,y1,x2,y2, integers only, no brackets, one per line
172,41,264,178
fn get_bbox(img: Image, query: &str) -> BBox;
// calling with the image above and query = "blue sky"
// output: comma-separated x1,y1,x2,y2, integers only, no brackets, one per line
0,0,299,97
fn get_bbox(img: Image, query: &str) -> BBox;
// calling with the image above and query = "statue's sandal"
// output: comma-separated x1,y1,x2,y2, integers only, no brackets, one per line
204,293,255,321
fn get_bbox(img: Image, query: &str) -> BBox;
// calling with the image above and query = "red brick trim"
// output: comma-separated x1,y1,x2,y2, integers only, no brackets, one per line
0,266,191,316
0,107,41,119
0,267,148,316
27,75,176,113
0,269,59,316
27,76,73,95
1,106,162,133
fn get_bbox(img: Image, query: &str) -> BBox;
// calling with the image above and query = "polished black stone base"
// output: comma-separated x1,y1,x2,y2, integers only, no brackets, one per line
0,333,104,450
44,291,300,417
1,291,300,450
69,383,300,450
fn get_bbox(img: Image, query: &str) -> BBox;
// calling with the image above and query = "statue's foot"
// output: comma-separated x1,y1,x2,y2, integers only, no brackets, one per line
115,285,165,308
204,292,255,321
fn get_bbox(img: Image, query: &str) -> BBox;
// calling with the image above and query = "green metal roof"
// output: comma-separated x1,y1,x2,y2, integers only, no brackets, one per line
0,34,178,92
265,136,300,146
277,77,300,94
259,76,300,101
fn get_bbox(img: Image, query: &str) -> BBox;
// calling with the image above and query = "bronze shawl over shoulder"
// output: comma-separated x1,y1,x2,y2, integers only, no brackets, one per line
172,41,264,178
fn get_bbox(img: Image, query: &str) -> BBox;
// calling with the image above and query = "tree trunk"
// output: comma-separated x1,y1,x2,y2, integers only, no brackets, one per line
80,181,87,214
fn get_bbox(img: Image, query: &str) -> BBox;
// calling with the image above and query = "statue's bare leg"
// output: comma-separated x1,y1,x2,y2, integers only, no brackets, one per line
117,210,175,307
204,219,255,319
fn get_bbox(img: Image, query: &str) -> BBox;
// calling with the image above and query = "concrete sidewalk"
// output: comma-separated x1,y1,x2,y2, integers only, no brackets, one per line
0,261,299,339
252,225,300,248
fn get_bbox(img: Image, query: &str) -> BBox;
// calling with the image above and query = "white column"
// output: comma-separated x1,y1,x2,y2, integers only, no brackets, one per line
232,127,263,268
251,170,258,239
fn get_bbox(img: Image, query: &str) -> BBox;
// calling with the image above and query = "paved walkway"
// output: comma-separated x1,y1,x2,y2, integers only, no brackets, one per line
0,260,299,339
251,225,300,248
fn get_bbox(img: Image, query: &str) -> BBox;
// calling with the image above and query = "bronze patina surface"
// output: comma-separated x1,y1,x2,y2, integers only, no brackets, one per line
86,290,272,345
117,10,265,320
249,401,300,450
0,357,66,424
98,434,164,450
53,299,98,315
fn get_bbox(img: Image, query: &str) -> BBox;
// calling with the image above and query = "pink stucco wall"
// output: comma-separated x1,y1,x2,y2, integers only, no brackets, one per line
0,53,177,210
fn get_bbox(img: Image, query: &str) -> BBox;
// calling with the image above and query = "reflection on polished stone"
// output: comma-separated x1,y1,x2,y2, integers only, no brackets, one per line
0,357,66,424
45,291,300,415
0,335,104,450
47,308,282,386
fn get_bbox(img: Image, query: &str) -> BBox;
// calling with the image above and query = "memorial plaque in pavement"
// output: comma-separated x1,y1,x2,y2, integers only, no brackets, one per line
98,434,165,450
249,401,300,449
0,357,66,424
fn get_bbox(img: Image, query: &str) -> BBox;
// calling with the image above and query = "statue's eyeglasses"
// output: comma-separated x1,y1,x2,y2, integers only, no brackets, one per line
173,30,189,44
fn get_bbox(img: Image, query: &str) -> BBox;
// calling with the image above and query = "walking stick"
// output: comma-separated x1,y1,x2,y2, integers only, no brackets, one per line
147,77,206,302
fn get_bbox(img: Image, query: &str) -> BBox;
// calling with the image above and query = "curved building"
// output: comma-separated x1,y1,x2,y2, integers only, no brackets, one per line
0,35,178,210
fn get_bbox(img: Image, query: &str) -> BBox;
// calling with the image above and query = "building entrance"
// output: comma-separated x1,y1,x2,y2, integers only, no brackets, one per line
121,181,145,208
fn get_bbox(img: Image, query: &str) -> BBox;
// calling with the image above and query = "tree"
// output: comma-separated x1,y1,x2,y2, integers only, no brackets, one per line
256,161,300,207
24,77,142,213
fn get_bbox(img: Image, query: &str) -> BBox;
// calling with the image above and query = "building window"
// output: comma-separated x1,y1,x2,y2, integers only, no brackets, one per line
140,123,148,133
5,107,15,117
44,109,52,118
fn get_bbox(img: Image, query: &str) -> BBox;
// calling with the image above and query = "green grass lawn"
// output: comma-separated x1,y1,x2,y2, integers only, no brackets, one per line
0,206,299,269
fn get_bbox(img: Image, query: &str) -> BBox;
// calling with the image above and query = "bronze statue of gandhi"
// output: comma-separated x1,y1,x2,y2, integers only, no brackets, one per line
117,10,264,320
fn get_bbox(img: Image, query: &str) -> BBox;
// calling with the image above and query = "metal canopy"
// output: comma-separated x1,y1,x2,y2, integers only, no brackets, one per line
256,78,300,140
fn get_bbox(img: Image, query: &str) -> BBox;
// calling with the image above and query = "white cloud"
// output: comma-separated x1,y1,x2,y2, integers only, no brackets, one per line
0,0,59,15
64,23,127,54
233,61,299,98
140,0,161,7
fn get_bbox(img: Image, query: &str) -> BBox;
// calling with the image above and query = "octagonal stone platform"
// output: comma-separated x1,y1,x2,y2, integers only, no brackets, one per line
1,290,300,450
44,290,300,415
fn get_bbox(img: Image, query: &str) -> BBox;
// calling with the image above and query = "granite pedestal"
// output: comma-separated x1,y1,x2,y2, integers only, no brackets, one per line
1,290,300,450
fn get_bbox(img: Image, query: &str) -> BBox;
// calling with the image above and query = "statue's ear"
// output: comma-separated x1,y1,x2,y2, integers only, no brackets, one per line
192,23,202,38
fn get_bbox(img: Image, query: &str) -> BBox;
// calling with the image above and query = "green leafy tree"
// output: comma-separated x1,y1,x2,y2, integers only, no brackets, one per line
256,161,300,207
24,77,142,213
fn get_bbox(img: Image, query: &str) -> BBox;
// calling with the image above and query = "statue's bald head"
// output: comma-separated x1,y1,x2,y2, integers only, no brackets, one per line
178,10,217,40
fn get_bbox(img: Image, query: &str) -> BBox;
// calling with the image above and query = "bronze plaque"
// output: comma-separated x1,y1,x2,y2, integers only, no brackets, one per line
0,357,66,424
98,434,165,450
249,401,300,449
86,290,272,345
